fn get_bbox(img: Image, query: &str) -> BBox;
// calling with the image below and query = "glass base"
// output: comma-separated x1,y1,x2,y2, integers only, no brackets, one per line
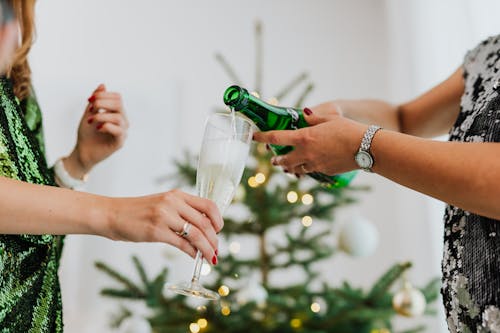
166,280,220,301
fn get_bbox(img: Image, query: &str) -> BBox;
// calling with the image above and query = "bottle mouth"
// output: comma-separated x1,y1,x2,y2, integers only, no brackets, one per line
223,85,247,110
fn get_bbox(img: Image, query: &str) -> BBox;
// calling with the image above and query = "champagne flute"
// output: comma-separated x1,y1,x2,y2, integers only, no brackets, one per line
167,112,253,300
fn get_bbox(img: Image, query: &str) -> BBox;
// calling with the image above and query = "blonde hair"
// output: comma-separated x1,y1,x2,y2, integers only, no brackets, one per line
8,0,36,101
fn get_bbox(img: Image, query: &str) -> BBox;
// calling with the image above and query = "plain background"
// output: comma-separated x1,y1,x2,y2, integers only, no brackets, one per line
28,1,500,332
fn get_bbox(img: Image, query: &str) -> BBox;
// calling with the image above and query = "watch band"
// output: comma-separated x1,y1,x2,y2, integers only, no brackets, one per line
357,125,382,172
360,125,382,151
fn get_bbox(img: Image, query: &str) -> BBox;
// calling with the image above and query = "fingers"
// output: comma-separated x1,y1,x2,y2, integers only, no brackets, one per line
159,228,197,259
253,129,302,146
303,107,326,126
183,192,224,233
271,150,309,174
178,204,218,251
89,112,129,129
90,93,125,114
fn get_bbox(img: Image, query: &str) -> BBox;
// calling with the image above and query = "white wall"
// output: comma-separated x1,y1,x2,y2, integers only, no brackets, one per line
28,1,500,332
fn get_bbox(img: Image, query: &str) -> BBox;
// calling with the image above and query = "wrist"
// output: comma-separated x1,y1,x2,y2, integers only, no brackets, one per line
66,148,92,178
87,196,116,238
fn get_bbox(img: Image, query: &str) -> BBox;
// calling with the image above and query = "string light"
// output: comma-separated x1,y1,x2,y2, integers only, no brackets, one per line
196,305,207,313
218,285,230,297
248,177,259,188
229,241,241,254
197,318,208,329
221,305,231,316
290,318,302,328
301,216,313,227
287,191,298,203
201,262,211,276
301,193,314,205
255,172,266,184
310,302,321,313
189,323,200,333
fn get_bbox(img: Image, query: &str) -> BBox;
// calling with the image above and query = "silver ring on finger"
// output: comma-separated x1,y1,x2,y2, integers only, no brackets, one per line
176,222,192,238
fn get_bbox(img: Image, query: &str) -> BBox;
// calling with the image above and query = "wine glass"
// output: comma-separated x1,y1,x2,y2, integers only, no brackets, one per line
166,112,253,300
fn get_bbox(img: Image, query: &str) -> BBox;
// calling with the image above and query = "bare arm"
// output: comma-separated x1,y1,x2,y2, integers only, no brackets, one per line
0,176,223,261
333,67,464,137
253,66,500,219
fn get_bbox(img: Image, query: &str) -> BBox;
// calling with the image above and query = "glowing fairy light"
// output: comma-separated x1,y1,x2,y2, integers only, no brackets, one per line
302,216,313,227
290,318,302,328
221,305,231,316
189,323,200,333
301,193,314,205
310,302,321,313
248,177,259,188
218,285,230,297
287,191,298,203
255,172,266,184
197,318,208,329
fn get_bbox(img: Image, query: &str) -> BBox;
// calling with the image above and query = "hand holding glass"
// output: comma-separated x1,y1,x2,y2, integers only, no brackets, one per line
167,113,252,300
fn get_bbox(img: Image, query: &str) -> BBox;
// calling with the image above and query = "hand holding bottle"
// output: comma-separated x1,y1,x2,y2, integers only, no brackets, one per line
253,107,368,176
224,85,357,187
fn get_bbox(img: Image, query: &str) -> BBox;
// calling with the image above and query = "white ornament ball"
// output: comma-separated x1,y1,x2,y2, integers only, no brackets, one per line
338,215,379,257
236,281,268,307
119,316,152,333
392,284,427,317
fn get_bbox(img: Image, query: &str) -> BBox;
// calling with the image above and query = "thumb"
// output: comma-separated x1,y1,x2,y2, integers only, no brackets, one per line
94,83,106,93
302,107,325,126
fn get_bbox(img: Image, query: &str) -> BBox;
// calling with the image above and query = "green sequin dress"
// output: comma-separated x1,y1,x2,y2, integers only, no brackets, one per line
0,77,64,332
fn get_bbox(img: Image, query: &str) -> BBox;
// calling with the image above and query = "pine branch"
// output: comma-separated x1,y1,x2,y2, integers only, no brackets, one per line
294,82,314,108
132,255,150,289
274,72,309,101
215,53,242,85
366,262,412,302
95,261,144,296
100,288,145,299
255,20,263,93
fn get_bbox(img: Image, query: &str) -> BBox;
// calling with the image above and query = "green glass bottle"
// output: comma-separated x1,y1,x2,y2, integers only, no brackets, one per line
223,85,357,189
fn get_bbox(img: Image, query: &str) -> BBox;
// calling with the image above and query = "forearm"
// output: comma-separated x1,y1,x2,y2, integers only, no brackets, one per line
335,99,401,132
371,130,500,219
0,176,109,235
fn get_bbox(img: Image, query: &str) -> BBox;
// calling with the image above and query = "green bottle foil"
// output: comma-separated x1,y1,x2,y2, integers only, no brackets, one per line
223,85,357,189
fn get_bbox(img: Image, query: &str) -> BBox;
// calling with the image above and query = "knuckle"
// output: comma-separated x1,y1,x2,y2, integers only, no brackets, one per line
189,227,202,242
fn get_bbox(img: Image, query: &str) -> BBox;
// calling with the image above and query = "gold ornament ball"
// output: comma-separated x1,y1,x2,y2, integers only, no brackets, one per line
392,283,427,317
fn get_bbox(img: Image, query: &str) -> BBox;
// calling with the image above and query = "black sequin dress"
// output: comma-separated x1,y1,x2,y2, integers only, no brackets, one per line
442,36,500,333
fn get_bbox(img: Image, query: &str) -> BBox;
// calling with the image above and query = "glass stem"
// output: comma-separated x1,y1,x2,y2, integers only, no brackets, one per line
191,250,203,283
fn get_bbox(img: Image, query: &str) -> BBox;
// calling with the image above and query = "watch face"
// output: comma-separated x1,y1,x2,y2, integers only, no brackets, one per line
355,151,373,168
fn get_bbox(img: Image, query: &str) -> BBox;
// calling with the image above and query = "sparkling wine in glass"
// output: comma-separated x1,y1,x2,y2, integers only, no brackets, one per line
166,112,253,300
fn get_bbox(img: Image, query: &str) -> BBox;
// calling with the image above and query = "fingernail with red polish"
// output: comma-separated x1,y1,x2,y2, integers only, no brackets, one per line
96,123,103,130
215,249,218,256
88,95,96,103
87,117,94,124
212,255,218,265
303,107,313,116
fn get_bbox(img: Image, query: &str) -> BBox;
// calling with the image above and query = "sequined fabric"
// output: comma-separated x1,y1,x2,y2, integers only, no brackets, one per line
442,36,500,333
0,77,64,332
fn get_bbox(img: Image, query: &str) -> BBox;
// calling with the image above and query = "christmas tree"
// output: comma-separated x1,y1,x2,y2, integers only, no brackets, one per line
95,21,440,333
